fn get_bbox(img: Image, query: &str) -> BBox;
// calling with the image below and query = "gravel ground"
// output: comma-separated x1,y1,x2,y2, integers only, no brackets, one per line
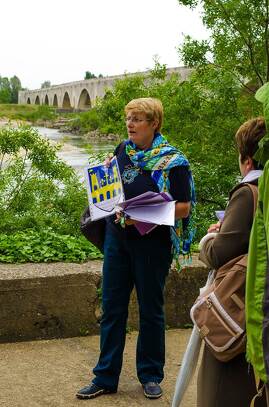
0,329,199,407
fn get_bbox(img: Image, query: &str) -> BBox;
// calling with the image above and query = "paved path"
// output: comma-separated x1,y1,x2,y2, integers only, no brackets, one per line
0,329,198,407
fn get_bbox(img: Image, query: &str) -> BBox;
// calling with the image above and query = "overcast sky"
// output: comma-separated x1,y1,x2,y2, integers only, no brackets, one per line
1,0,208,90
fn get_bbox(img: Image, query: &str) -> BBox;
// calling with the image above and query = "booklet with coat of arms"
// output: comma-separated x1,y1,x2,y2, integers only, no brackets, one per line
84,157,125,221
84,158,176,235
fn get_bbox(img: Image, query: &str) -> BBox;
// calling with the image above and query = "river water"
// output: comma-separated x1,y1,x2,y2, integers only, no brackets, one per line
35,127,117,177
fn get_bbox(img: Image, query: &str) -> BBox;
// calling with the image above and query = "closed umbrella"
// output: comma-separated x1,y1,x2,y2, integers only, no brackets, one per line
171,271,214,407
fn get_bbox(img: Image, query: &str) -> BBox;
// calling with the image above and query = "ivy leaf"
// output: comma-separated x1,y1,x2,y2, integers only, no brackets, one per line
255,82,269,125
254,83,269,165
253,137,269,166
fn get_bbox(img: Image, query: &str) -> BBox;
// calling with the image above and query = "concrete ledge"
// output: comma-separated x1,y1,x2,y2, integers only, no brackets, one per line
0,256,208,343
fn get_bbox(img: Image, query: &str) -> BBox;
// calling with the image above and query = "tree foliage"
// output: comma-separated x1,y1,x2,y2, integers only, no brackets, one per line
41,80,51,88
85,71,97,79
178,0,269,89
0,230,102,263
0,126,87,237
84,71,103,79
0,125,104,262
0,75,22,103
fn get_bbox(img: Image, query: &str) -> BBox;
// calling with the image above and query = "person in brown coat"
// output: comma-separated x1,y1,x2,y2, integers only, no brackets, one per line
197,117,267,407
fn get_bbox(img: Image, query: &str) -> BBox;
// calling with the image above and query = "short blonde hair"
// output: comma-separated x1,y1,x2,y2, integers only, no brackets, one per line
124,97,163,132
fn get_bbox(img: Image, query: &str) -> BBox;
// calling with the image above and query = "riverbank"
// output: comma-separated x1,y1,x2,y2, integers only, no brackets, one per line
0,112,120,144
35,118,121,142
0,104,56,122
0,117,30,127
0,118,85,156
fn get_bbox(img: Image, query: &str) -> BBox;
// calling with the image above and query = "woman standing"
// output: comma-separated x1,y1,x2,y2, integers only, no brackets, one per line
198,117,267,407
76,97,195,400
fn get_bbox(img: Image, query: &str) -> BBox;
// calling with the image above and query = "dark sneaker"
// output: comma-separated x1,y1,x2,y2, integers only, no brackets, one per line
76,382,116,399
142,382,163,399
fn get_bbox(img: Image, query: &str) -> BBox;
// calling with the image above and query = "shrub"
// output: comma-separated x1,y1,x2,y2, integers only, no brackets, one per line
0,229,102,263
0,125,104,263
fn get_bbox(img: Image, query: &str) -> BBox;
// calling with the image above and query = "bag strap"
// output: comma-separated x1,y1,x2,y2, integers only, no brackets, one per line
216,184,258,274
250,370,265,407
245,183,258,219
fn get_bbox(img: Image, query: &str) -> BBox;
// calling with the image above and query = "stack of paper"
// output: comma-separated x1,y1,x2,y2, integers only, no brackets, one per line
117,191,175,235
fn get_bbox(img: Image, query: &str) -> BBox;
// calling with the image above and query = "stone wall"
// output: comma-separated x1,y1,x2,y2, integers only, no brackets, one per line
18,67,193,108
0,256,208,343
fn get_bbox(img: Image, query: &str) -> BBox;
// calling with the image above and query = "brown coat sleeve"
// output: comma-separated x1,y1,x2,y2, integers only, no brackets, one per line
199,185,254,269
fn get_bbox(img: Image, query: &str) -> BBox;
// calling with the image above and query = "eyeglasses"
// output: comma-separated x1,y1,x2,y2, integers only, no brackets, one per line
125,117,149,124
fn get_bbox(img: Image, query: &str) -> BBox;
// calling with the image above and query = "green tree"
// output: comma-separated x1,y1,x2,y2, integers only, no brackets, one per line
41,80,51,89
0,125,86,236
9,75,22,103
0,125,104,262
0,77,12,103
84,71,97,80
178,0,269,90
174,0,267,236
84,71,103,79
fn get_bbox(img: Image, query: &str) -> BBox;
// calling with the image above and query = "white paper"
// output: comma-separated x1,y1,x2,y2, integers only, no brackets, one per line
123,201,175,226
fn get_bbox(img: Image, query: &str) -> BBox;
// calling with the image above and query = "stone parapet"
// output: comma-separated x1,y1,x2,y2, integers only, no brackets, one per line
18,66,193,109
0,256,208,343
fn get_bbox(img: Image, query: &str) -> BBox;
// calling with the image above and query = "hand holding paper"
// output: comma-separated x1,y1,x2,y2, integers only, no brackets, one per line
116,191,176,235
84,159,176,235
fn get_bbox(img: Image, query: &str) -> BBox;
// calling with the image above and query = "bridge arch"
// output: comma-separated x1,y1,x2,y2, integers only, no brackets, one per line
78,89,91,110
62,92,72,109
18,68,192,108
27,97,31,104
44,95,49,105
53,94,58,107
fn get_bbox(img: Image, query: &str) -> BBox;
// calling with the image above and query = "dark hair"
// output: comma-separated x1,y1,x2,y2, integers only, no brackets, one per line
235,117,266,169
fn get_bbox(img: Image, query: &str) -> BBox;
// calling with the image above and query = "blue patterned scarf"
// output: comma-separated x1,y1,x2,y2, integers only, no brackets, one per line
125,133,196,262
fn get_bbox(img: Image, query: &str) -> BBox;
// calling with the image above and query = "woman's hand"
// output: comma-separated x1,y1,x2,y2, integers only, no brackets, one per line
115,211,136,227
125,218,137,226
104,153,114,167
175,201,191,219
207,221,221,233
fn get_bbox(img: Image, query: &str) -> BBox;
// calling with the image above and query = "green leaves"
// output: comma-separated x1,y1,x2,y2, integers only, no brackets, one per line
178,0,199,7
254,137,269,166
253,82,269,165
0,125,73,181
0,229,103,263
255,82,269,122
0,125,88,242
0,121,91,260
0,104,56,122
0,75,22,104
179,0,269,86
178,36,211,67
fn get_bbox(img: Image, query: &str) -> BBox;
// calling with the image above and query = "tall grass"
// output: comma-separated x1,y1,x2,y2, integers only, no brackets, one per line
0,104,57,122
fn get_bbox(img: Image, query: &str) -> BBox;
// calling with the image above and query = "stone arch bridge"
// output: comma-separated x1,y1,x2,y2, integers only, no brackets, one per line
18,67,191,110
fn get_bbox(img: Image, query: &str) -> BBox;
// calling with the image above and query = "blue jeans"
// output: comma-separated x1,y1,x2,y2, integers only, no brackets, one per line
92,228,172,391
